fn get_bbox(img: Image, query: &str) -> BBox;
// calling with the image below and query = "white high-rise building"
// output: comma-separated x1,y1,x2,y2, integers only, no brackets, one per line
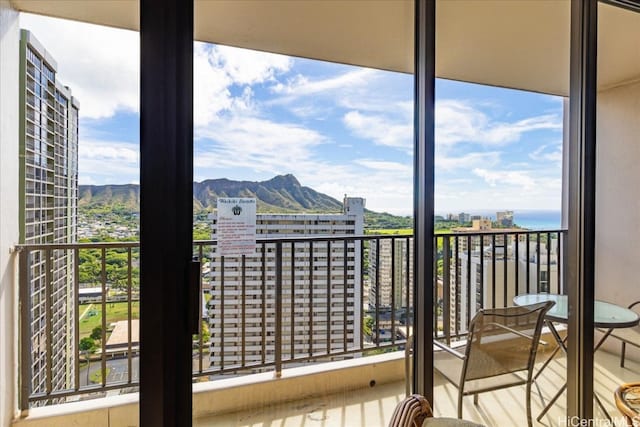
19,30,79,398
368,237,413,310
452,235,560,333
207,197,365,370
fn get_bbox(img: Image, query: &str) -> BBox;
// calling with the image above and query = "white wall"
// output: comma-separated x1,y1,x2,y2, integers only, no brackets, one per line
594,80,640,358
0,1,20,425
594,81,640,303
562,97,569,230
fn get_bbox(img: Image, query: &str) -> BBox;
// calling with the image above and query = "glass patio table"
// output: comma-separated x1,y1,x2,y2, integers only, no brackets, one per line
514,293,640,421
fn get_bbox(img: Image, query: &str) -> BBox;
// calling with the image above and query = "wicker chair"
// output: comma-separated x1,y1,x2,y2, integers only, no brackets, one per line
615,382,640,426
434,301,554,427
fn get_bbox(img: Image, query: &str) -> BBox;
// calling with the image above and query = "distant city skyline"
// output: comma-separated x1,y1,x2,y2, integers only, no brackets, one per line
20,13,564,216
435,209,561,216
436,209,562,231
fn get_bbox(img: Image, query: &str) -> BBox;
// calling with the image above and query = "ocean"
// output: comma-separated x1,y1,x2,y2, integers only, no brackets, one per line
512,210,562,230
438,210,563,230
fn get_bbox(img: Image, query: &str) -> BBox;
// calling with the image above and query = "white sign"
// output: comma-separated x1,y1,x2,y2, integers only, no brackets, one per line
217,198,257,256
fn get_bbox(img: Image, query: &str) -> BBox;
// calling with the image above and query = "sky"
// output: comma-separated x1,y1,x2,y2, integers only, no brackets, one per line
20,14,564,216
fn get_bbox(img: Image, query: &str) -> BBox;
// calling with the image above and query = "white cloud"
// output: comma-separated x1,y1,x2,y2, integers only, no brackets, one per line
472,168,536,190
355,159,412,174
529,143,563,163
20,13,139,119
193,42,293,127
214,45,291,85
195,116,325,173
436,151,501,171
343,110,412,152
288,104,333,120
194,44,234,127
337,160,412,214
269,67,411,120
19,15,291,124
435,190,560,212
271,67,415,157
81,144,138,164
436,100,562,147
78,140,139,184
191,48,405,211
308,170,413,216
20,13,561,213
343,98,561,158
435,176,562,212
195,125,415,214
272,68,377,97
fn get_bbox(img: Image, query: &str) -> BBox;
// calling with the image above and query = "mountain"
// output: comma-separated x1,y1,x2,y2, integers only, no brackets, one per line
79,175,342,213
78,174,412,228
79,184,140,211
192,174,342,213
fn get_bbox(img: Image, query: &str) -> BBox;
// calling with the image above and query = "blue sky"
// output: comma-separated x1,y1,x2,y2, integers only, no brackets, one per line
21,14,563,216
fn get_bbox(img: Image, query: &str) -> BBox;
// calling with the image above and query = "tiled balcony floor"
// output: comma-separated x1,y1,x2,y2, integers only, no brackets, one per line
196,349,640,427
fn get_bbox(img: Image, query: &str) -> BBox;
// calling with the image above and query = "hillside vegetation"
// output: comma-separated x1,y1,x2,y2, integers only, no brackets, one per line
79,174,412,230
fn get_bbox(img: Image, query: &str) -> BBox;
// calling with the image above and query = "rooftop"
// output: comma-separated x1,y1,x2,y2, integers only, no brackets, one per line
105,320,139,350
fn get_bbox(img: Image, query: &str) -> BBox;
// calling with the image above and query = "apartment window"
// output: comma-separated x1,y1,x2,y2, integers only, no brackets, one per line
540,270,549,293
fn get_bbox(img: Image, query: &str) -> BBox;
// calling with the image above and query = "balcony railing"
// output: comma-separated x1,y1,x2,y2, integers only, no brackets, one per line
14,229,564,409
434,229,565,345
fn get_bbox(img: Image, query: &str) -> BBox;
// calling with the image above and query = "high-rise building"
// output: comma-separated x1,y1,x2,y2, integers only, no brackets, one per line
458,212,471,224
496,210,514,227
368,237,413,310
207,197,364,370
18,30,79,398
451,236,560,333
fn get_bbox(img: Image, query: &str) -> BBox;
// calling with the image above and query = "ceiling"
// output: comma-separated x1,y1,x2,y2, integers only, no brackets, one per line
10,0,640,97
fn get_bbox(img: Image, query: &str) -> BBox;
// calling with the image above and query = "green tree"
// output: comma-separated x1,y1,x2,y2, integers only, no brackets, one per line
78,244,140,290
193,321,211,346
90,326,102,341
363,315,374,337
79,337,96,352
193,224,211,241
201,321,211,343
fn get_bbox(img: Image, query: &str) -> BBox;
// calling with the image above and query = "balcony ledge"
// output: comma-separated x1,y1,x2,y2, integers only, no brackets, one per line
13,351,406,427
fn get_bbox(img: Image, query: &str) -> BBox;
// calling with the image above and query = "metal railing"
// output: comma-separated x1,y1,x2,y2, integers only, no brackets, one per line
192,235,410,379
15,229,564,408
17,241,140,408
434,229,566,345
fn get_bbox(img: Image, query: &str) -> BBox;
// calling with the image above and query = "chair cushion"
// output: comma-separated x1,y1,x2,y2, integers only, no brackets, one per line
388,394,433,427
423,417,485,427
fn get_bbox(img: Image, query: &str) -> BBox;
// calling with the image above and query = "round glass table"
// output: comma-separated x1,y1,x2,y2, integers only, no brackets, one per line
513,293,640,422
513,293,640,328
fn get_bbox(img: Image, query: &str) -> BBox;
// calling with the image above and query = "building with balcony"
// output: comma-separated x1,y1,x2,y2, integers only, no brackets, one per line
452,234,561,332
368,236,413,311
18,29,79,401
207,197,365,369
